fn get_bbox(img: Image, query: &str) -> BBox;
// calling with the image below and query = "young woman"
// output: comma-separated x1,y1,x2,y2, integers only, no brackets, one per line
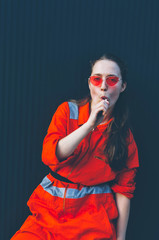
11,54,139,240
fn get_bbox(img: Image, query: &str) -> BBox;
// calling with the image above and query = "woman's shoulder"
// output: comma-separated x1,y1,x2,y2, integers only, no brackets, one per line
54,100,81,120
56,99,82,111
55,97,90,117
126,128,137,145
56,101,78,114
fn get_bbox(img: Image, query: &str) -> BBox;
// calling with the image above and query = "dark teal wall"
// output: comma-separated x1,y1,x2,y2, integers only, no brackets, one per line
1,0,159,239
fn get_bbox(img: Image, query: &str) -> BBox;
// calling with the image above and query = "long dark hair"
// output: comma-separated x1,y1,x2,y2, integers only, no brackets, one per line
71,54,130,171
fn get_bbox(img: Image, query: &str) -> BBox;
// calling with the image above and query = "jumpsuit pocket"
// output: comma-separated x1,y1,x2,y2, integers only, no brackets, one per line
94,155,106,162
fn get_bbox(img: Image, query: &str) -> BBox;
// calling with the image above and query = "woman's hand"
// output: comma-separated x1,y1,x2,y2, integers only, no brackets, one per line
86,99,109,129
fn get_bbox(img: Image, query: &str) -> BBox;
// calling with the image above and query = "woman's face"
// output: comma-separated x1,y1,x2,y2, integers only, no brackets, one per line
88,59,126,110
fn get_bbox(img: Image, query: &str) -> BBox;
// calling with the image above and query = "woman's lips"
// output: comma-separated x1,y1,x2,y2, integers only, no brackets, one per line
101,96,110,102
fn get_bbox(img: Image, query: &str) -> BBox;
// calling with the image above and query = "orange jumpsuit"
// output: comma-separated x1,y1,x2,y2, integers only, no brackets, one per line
11,101,139,240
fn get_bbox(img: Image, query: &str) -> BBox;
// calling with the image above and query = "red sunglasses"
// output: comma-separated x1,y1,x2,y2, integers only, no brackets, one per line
89,75,120,87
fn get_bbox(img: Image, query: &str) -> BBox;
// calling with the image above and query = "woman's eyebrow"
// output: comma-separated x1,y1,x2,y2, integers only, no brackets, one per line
93,73,102,76
93,73,117,77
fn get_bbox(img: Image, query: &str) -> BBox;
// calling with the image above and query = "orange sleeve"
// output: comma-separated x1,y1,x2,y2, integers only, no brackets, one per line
41,102,69,166
111,130,139,199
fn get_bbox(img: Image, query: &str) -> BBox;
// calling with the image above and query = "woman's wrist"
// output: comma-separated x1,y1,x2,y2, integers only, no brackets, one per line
83,121,94,132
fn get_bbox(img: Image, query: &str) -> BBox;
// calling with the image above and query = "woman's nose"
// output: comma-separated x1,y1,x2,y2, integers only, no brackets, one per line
100,79,108,91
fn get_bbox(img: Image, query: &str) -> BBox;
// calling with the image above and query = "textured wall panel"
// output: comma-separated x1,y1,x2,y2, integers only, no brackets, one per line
0,0,159,239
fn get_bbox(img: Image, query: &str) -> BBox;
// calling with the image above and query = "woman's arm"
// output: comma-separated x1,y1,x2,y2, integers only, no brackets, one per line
56,122,93,160
115,193,130,240
56,99,109,160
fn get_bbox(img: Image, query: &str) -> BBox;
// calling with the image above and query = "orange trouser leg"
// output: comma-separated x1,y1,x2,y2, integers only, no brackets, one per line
10,216,53,240
11,231,42,240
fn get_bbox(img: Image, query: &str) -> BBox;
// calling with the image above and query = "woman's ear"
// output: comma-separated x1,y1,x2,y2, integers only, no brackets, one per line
120,82,127,93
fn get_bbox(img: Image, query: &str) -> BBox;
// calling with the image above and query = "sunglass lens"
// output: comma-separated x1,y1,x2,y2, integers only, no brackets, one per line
90,76,102,86
106,76,119,86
